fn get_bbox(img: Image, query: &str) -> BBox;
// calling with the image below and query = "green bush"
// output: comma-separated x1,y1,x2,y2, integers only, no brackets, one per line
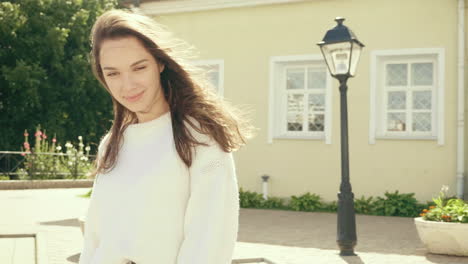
238,188,430,218
354,195,375,214
321,200,338,212
290,192,323,212
0,0,124,152
261,197,286,209
238,188,288,210
239,187,264,208
373,191,420,217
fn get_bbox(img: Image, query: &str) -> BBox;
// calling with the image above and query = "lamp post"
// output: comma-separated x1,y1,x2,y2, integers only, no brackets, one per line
317,17,364,256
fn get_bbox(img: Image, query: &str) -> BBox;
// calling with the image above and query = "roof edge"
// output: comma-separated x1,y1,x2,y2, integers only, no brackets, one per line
137,0,309,15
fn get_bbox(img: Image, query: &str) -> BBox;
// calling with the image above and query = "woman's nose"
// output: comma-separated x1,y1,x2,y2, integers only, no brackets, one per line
121,72,137,91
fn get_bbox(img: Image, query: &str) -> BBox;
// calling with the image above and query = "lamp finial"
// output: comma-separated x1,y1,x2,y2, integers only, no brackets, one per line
335,17,345,26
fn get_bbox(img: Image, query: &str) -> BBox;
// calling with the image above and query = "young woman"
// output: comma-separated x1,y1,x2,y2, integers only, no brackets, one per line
78,9,252,264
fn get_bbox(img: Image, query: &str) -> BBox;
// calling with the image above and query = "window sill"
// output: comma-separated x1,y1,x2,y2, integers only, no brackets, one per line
273,134,325,141
375,135,437,141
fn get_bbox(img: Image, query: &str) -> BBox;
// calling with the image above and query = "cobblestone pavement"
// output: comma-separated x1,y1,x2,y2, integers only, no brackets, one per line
0,188,467,264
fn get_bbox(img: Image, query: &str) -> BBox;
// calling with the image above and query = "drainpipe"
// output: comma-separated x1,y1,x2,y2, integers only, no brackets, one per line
456,0,465,199
261,175,270,200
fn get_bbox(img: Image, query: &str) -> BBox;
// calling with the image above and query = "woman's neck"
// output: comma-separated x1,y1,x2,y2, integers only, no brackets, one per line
135,102,170,124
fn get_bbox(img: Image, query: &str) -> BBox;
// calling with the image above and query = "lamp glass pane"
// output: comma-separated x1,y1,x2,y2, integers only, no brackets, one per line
349,41,363,76
320,42,351,75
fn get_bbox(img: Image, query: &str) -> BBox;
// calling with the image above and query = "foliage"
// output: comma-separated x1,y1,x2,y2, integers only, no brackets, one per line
321,200,338,212
15,125,94,179
421,185,468,223
238,188,287,209
290,192,323,212
373,190,421,217
79,189,93,198
261,197,287,209
354,195,375,214
0,0,126,152
237,187,431,218
239,187,265,208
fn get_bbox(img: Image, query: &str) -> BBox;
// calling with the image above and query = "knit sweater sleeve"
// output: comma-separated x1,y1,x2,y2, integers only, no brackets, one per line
78,133,109,264
176,137,240,264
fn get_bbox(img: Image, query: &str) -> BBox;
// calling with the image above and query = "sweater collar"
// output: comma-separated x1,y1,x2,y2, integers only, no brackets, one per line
126,111,171,131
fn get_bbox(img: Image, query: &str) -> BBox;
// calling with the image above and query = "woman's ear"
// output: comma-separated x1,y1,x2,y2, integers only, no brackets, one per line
158,62,165,73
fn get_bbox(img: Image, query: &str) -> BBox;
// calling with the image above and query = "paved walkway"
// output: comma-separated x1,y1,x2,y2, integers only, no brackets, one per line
0,188,467,264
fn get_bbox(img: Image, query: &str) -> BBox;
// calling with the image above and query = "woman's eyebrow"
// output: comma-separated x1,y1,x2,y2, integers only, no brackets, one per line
102,59,149,70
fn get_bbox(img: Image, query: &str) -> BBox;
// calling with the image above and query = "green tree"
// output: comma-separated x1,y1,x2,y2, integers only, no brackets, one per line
0,0,126,152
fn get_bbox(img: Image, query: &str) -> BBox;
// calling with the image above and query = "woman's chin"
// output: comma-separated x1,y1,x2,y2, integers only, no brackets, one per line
125,105,141,114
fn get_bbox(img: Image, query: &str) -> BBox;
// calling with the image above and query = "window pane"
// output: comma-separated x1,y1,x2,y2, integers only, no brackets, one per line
387,91,406,110
287,94,304,112
207,70,219,91
413,91,431,110
307,68,326,89
387,113,406,131
308,113,324,131
287,94,304,132
413,113,431,131
286,68,305,89
386,64,407,86
287,113,303,131
196,64,220,92
308,94,325,111
412,63,433,86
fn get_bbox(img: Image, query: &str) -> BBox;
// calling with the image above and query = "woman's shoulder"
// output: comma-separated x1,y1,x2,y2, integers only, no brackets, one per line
98,132,111,151
184,116,212,145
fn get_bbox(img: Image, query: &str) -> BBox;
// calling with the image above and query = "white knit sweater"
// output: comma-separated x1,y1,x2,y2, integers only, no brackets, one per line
78,111,240,264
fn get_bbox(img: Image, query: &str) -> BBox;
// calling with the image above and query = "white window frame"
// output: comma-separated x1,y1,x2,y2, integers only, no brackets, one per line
190,59,224,97
268,54,333,144
369,48,445,145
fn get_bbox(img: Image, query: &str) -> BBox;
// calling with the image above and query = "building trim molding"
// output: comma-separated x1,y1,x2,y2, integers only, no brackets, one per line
139,0,308,15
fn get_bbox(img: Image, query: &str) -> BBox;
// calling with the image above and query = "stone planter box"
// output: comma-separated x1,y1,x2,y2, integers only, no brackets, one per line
0,179,94,190
414,217,468,256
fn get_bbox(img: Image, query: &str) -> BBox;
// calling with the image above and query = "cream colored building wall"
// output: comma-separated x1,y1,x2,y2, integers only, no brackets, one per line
149,0,459,202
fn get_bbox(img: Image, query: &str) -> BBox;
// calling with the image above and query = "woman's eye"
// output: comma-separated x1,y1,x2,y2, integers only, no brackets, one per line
107,72,118,77
135,66,146,71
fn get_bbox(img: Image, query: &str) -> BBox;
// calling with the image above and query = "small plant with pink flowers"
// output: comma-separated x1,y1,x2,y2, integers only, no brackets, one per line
17,125,94,180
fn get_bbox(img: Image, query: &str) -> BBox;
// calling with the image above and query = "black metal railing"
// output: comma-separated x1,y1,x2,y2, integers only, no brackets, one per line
0,151,96,180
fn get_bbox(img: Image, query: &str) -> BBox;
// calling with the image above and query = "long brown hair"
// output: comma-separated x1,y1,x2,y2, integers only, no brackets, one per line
88,9,253,178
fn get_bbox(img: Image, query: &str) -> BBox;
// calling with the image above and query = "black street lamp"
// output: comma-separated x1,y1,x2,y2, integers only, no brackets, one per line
317,17,364,256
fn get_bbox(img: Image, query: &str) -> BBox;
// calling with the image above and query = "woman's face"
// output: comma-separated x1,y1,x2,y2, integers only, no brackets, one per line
100,36,166,122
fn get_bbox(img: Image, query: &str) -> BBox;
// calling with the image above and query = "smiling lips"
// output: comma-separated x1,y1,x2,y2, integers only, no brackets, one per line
125,91,144,102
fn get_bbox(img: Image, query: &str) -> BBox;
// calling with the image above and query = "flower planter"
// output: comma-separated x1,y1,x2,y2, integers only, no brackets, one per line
414,217,468,256
0,179,94,190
